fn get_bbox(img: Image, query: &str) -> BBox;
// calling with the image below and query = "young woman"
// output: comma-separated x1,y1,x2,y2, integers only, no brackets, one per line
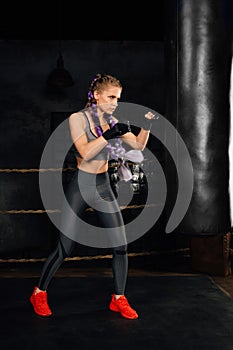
30,73,154,319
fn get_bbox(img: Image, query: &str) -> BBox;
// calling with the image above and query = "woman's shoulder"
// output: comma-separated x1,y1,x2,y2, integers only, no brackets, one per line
69,110,87,129
69,110,86,120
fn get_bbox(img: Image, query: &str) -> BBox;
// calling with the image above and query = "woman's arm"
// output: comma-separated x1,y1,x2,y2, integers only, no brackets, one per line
119,111,155,150
120,129,150,151
69,112,108,161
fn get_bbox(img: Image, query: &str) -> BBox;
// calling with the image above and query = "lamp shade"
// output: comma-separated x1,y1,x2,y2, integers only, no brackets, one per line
47,53,74,88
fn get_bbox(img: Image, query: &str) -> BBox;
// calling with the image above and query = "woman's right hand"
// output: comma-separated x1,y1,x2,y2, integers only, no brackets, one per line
102,123,130,140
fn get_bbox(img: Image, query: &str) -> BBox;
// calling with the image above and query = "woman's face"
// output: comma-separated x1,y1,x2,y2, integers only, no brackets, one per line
94,85,122,115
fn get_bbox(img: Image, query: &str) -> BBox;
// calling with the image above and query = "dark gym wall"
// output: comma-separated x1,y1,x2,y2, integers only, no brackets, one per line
0,40,167,259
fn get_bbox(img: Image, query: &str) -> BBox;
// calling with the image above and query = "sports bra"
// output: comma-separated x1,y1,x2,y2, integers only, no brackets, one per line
72,111,109,161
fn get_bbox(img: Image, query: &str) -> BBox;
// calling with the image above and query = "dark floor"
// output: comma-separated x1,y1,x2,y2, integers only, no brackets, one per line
2,251,233,349
2,270,233,349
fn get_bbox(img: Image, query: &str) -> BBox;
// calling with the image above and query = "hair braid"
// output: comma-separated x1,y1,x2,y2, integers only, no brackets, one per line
85,73,126,161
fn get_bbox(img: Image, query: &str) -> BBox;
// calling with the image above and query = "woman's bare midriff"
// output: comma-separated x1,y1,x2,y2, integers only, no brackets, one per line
76,157,109,174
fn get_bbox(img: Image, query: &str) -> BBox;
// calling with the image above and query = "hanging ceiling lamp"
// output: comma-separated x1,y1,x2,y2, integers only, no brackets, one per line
47,49,74,88
47,1,74,88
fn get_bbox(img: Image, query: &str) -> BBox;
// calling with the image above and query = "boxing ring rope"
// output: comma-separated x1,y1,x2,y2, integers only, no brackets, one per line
0,166,168,263
0,248,191,264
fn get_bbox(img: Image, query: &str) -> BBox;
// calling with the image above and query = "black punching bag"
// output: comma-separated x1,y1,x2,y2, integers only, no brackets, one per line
164,0,232,236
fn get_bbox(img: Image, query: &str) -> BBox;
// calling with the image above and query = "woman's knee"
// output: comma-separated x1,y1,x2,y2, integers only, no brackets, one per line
113,245,128,255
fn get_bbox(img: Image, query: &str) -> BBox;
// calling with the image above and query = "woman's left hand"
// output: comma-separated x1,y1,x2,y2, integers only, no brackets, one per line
142,111,157,131
145,111,156,120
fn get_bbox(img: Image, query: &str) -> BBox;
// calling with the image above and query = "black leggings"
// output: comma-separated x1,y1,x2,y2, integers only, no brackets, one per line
38,169,128,295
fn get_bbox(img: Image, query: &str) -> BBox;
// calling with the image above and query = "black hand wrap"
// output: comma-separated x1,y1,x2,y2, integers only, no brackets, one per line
129,124,140,136
142,118,153,131
102,123,130,141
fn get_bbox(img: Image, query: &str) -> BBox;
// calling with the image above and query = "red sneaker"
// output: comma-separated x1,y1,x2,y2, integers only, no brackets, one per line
29,286,52,316
109,294,138,319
